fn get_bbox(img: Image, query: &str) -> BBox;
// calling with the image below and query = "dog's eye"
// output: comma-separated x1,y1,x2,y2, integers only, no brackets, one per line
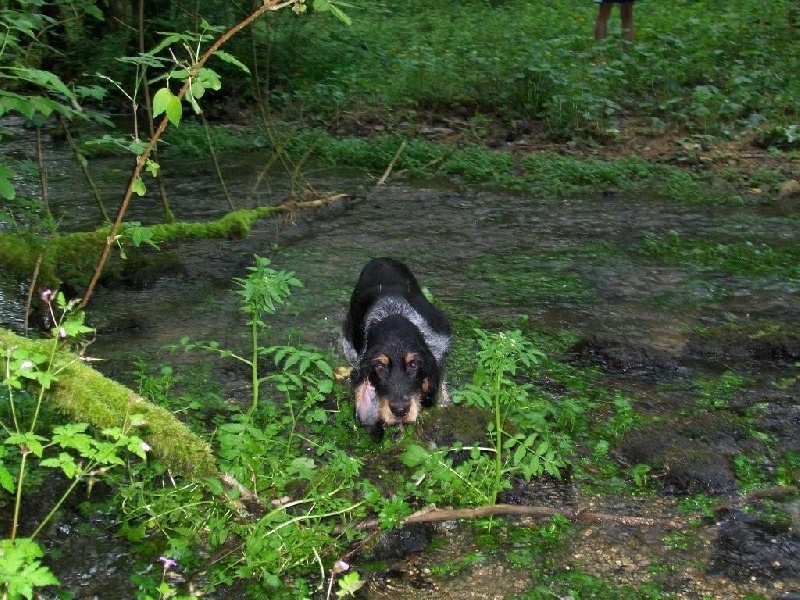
407,359,419,371
373,362,387,373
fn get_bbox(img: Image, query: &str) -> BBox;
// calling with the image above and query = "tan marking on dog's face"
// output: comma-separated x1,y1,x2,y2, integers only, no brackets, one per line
375,354,390,367
378,395,422,425
421,377,431,393
404,353,419,370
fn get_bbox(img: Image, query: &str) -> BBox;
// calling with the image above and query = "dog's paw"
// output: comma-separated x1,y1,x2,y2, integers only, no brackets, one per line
334,365,353,381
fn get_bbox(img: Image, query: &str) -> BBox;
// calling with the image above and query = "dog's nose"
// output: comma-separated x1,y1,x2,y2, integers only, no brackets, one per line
390,404,409,417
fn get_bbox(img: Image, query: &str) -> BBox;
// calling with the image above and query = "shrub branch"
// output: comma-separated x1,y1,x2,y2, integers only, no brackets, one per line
80,0,303,308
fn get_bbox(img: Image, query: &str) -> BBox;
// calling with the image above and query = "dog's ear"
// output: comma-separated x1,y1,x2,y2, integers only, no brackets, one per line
420,375,438,407
354,379,380,427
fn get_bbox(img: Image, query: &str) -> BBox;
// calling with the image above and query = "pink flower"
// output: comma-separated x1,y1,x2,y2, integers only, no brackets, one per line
40,288,53,304
158,556,177,569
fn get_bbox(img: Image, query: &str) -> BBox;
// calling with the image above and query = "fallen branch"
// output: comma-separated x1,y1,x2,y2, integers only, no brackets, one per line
401,503,689,529
712,485,798,513
0,328,216,477
375,140,407,187
0,193,349,289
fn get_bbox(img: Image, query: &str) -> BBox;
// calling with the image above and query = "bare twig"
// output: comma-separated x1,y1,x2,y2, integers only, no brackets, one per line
375,140,407,187
23,251,44,336
80,0,301,308
201,112,235,211
399,503,689,529
59,116,110,222
139,0,174,224
34,127,52,222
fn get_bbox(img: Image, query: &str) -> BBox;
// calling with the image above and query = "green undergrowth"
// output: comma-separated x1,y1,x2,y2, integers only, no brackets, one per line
638,231,800,279
77,121,743,203
6,254,795,598
102,259,648,597
264,0,799,143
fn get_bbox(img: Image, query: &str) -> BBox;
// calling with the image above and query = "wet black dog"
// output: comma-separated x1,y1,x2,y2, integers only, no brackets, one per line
342,258,451,434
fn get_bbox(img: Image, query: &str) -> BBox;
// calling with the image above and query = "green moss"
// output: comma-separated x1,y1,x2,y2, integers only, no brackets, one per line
0,328,216,477
0,206,283,288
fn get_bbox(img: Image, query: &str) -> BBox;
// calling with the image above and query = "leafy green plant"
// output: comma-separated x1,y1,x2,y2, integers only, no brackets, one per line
404,329,571,508
1,291,148,599
630,463,653,491
117,260,381,595
335,570,364,598
180,255,303,416
755,124,800,150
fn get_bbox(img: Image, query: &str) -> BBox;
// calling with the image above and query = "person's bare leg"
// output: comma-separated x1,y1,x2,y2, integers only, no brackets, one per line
620,2,634,42
594,3,613,40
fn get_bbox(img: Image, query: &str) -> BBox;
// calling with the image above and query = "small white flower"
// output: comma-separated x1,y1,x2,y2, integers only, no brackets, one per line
58,327,67,339
20,360,34,371
140,441,151,453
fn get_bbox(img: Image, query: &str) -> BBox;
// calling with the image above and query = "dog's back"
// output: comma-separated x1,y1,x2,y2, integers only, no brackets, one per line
343,258,450,362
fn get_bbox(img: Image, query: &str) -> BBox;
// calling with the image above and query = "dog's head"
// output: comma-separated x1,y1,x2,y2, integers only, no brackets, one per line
352,315,440,431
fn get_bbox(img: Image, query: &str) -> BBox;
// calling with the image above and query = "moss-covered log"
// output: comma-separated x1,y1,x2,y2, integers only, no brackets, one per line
0,206,284,288
0,328,216,477
0,197,343,289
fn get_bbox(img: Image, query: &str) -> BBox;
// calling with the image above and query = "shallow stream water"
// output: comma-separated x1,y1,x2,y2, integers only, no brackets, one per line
1,123,799,599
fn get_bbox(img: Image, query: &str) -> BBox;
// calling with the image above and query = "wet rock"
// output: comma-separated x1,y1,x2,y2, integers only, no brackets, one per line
420,405,489,450
760,401,800,453
367,523,433,560
709,511,800,582
687,328,800,362
498,474,578,507
778,179,800,198
618,426,737,495
566,336,683,377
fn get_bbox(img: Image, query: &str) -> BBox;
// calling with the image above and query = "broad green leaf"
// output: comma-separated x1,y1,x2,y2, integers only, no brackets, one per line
6,432,47,457
129,139,148,155
196,67,221,91
165,94,183,125
149,33,190,56
132,177,146,196
0,463,15,493
215,50,251,74
40,453,79,478
151,87,173,118
190,80,205,100
327,3,352,25
145,159,160,178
